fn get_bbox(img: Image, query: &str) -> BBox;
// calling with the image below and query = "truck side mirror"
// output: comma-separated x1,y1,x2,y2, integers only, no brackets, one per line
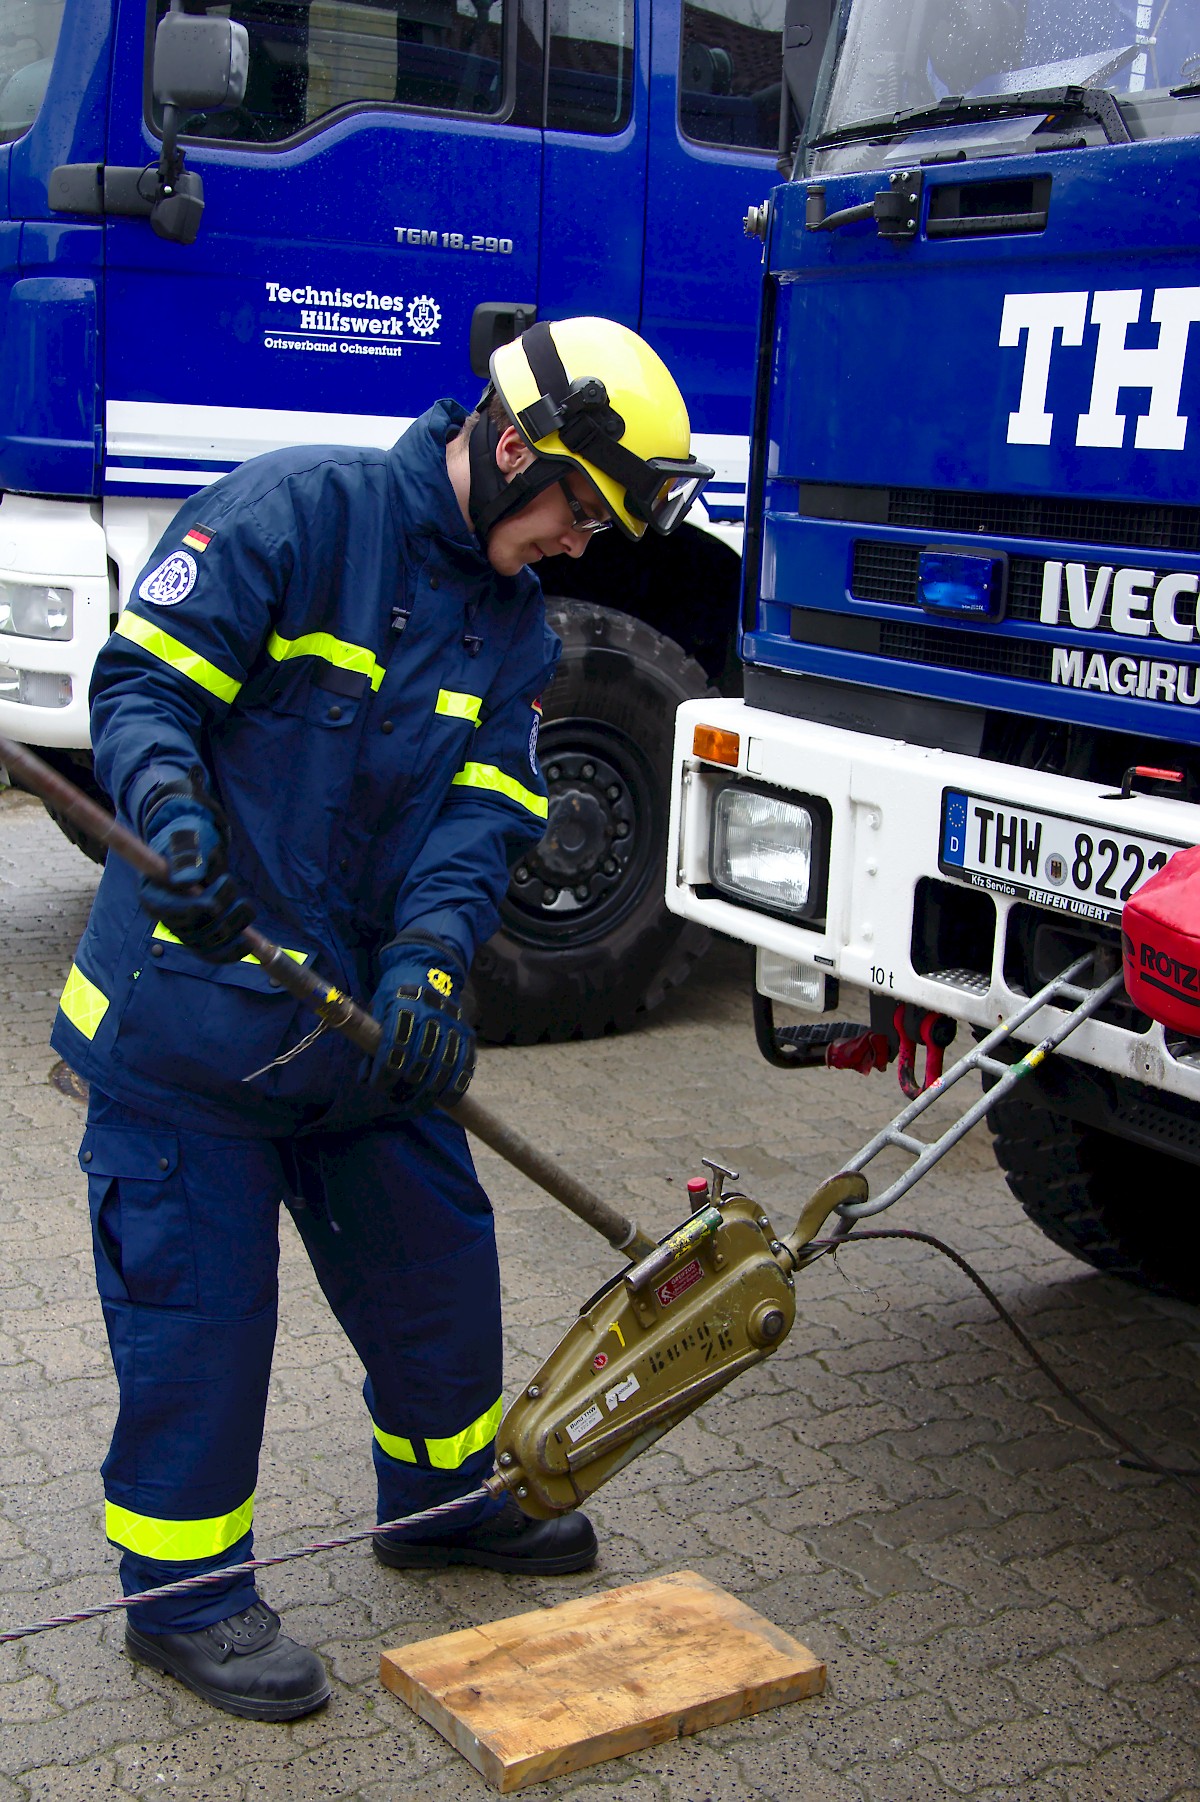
148,8,250,244
152,11,250,113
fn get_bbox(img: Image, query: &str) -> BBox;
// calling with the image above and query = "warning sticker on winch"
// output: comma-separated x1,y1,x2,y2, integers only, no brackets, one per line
657,1259,703,1307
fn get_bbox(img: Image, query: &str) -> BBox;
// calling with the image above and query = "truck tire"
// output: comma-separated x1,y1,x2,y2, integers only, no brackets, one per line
44,803,107,866
5,747,110,866
987,1089,1198,1303
470,600,713,1043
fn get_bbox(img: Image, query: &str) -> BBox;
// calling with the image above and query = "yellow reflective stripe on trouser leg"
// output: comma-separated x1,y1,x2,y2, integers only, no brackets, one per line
450,763,548,820
426,1397,504,1471
266,630,386,692
435,689,483,725
105,1495,254,1562
114,610,242,705
373,1424,417,1464
59,963,109,1040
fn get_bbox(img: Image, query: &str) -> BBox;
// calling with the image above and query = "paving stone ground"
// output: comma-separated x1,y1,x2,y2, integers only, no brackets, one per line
1,785,1198,1801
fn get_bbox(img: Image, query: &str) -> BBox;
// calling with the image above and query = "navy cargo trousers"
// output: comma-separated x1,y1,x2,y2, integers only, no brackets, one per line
81,1088,503,1631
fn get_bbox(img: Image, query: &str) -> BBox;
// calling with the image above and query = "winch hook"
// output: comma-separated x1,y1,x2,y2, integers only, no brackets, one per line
894,1006,956,1100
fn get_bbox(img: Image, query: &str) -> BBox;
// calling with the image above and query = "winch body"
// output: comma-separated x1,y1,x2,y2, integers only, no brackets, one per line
491,1196,796,1518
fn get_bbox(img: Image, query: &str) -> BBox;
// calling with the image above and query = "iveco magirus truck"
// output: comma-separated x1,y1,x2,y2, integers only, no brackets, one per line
667,0,1200,1300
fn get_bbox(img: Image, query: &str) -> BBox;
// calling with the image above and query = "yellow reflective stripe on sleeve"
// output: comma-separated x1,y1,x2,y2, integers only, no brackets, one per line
435,689,483,726
114,610,242,705
450,762,548,820
151,922,307,966
105,1494,254,1562
59,963,109,1040
426,1397,504,1471
267,630,385,692
372,1424,417,1464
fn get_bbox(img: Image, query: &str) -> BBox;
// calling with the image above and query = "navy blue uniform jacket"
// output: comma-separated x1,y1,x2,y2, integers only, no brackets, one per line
51,403,560,1134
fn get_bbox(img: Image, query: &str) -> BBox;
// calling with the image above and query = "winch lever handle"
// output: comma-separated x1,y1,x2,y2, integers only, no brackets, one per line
1,735,657,1263
451,1093,656,1259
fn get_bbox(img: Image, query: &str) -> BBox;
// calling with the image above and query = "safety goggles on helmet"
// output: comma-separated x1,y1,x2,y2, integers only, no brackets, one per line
509,324,713,538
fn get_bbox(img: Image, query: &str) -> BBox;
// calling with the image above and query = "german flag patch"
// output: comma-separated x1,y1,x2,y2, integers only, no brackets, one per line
182,525,214,553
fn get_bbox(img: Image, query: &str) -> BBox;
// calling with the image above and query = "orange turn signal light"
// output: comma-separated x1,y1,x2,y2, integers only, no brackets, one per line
692,724,740,767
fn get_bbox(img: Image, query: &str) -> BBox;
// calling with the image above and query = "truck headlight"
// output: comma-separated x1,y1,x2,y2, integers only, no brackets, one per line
0,581,74,640
709,783,830,923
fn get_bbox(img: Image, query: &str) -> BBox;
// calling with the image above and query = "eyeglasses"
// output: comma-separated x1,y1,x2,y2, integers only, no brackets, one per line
559,479,611,535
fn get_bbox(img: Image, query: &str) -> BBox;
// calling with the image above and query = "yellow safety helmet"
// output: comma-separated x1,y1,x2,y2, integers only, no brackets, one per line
485,317,713,542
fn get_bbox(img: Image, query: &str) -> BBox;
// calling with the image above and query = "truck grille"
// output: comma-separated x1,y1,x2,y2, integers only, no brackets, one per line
802,482,1200,554
789,604,1053,679
880,621,1051,681
888,488,1200,551
851,543,1200,636
851,541,922,606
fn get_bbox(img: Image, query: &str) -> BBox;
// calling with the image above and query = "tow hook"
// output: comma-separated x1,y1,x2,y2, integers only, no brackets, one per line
826,1029,890,1076
894,1006,956,1099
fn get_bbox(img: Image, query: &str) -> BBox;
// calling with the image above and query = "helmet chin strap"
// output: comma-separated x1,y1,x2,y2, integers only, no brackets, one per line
467,404,564,546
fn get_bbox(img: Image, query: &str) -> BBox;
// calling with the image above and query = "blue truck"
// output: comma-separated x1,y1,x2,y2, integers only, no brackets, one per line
667,0,1200,1301
0,0,803,1042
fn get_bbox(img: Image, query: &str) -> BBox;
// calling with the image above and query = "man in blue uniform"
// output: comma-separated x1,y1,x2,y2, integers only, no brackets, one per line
52,319,711,1721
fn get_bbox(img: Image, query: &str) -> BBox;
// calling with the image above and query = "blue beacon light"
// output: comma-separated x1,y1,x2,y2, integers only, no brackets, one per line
917,548,1007,620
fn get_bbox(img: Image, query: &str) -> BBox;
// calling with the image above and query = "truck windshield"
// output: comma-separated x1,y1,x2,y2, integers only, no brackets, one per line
806,0,1200,171
0,0,63,144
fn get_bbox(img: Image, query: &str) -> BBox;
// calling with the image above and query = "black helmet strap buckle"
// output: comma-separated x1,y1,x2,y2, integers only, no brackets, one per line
518,376,626,449
517,325,631,473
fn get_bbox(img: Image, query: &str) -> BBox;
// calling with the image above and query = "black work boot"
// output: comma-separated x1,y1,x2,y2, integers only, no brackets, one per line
125,1599,330,1721
373,1495,597,1575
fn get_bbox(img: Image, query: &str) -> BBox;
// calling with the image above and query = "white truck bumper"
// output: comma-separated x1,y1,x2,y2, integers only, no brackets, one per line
0,496,110,750
667,695,1200,1103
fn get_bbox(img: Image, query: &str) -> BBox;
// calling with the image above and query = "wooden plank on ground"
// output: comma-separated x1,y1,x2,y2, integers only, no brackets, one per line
379,1568,826,1792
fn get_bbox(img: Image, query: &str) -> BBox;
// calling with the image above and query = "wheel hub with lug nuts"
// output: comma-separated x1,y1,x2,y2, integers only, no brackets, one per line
511,751,634,916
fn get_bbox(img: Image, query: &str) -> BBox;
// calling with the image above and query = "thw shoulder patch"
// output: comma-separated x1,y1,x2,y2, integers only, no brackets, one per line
138,551,198,608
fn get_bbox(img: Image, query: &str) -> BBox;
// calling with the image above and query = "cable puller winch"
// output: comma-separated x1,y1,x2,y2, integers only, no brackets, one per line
1,736,1194,1645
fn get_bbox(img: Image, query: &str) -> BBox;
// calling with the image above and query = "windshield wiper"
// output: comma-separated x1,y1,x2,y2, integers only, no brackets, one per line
810,85,1131,152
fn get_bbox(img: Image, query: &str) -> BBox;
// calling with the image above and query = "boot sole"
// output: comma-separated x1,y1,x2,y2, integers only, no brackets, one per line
126,1631,331,1722
372,1537,597,1576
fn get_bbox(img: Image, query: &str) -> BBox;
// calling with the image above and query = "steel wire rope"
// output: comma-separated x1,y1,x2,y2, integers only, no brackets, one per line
0,1488,489,1644
3,1226,1197,1643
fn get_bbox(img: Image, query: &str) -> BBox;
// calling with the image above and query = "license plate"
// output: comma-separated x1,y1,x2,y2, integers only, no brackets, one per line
939,789,1183,925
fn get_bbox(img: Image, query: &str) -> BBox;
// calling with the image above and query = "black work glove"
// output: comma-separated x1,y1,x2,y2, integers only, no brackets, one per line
138,775,256,963
366,934,477,1112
